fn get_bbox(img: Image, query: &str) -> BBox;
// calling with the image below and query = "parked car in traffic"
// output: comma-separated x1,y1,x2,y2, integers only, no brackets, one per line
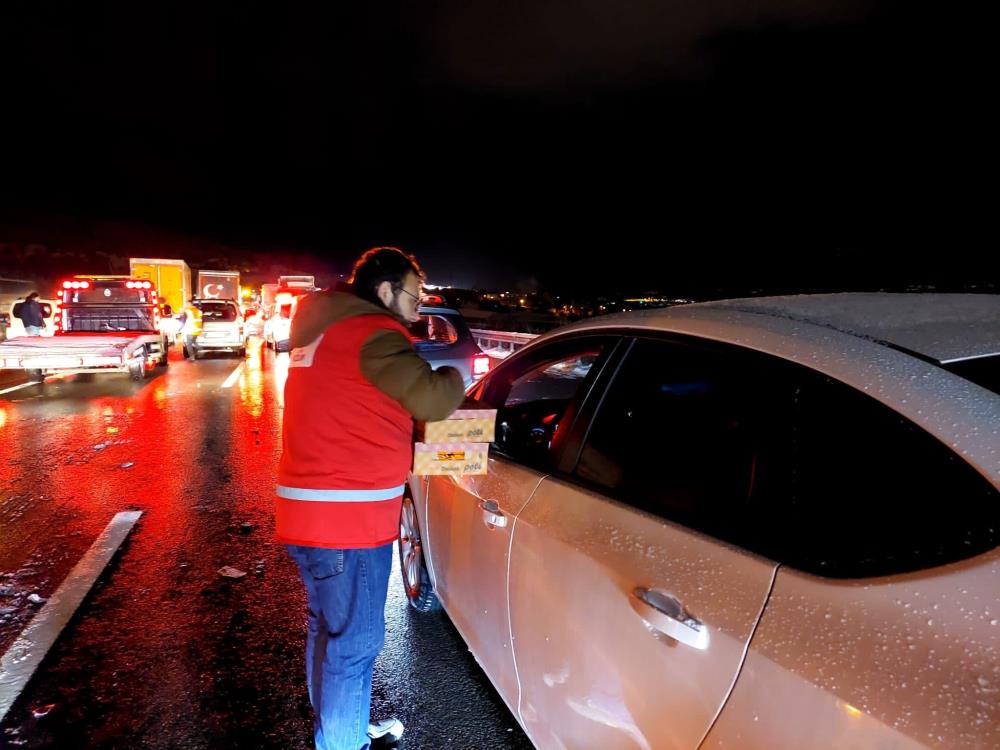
410,304,491,388
242,305,265,337
400,293,1000,750
183,298,246,359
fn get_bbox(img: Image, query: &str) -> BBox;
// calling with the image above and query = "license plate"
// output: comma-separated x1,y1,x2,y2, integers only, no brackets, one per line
206,331,229,338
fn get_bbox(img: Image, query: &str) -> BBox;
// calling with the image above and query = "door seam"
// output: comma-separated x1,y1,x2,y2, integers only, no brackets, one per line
695,563,780,750
507,472,549,744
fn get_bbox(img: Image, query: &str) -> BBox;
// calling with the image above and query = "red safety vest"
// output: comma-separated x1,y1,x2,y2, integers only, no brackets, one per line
276,313,412,548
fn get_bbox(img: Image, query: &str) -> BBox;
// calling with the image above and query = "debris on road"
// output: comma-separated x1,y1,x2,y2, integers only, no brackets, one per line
217,566,246,579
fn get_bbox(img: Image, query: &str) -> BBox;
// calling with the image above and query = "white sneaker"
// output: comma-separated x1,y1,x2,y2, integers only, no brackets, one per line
368,718,404,741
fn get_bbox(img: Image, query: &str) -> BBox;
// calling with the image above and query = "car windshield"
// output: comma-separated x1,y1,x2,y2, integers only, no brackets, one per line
197,302,238,321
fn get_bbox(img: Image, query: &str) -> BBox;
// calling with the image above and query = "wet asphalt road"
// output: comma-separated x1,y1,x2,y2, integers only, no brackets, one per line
0,341,532,749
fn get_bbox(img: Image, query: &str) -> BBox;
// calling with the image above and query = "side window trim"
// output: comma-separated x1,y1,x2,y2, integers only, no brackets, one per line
484,334,624,472
556,337,636,474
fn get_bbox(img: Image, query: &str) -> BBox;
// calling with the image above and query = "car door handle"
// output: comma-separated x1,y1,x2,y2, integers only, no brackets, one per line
479,499,507,528
629,587,710,650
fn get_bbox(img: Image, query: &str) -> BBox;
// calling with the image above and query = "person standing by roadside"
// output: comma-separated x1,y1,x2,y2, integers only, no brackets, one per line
278,247,465,750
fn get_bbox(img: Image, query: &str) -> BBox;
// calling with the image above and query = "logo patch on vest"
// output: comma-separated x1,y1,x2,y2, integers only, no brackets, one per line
289,334,324,368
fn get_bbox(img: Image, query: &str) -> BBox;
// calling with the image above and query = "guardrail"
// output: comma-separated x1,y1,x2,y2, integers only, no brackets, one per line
470,329,539,359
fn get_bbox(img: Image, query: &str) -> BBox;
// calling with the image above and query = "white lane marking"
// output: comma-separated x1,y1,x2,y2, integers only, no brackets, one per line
0,373,67,397
0,382,36,396
221,362,244,389
0,511,143,722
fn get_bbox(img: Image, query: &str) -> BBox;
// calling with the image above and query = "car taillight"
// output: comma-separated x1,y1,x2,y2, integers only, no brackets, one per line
473,355,490,376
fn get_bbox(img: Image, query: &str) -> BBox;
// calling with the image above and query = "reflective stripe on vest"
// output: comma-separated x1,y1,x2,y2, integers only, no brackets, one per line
275,484,405,502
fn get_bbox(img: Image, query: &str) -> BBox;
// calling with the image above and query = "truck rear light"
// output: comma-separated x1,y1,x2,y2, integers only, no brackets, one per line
62,280,91,289
473,355,490,376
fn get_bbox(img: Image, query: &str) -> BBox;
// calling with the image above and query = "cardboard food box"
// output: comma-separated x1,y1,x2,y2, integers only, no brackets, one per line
413,442,489,476
423,409,497,444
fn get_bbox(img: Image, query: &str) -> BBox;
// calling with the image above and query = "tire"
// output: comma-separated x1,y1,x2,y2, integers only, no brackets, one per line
26,368,44,383
128,359,146,381
158,338,169,367
399,495,440,612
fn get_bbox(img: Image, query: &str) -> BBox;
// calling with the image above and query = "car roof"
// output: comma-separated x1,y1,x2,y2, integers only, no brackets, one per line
546,293,1000,365
693,293,1000,364
527,293,1000,488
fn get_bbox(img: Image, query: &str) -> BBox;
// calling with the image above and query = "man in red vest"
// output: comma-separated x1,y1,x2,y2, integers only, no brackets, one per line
278,247,465,750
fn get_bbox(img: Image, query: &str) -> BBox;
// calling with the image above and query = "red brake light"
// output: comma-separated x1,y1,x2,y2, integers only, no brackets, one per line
473,355,490,376
80,281,90,289
62,281,72,289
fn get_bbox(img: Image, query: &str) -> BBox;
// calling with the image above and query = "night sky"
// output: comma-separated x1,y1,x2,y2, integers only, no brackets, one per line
1,0,993,294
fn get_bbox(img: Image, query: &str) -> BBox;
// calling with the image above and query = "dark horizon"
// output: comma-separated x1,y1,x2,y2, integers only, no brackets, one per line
1,0,994,294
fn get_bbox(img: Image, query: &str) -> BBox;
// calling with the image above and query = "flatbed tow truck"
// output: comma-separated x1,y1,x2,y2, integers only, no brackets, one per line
0,276,170,382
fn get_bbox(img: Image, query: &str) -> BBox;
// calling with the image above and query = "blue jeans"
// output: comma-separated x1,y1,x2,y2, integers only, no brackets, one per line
286,544,393,750
25,325,45,336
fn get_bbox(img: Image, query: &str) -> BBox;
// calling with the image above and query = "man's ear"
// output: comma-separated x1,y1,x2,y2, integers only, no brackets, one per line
376,280,395,307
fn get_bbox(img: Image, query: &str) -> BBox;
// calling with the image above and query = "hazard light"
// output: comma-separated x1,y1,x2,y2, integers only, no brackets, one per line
473,355,490,376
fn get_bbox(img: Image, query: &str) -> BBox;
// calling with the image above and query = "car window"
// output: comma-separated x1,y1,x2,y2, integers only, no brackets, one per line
755,370,1000,578
70,284,153,304
575,338,766,532
198,302,238,321
483,338,610,467
409,314,459,345
576,338,1000,578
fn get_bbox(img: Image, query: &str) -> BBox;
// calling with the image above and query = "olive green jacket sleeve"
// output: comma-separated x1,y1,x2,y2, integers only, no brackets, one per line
360,329,465,422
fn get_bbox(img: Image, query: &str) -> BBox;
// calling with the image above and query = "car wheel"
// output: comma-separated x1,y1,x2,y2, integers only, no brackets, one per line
128,358,146,381
399,494,440,612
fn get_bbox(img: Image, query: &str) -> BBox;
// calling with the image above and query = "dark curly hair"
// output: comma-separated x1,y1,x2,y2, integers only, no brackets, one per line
348,246,424,308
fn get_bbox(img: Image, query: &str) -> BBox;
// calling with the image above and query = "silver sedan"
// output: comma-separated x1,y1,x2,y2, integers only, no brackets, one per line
401,293,1000,750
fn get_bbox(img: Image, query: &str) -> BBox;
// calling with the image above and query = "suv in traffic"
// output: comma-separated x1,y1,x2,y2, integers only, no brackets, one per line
409,305,490,388
184,299,246,359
